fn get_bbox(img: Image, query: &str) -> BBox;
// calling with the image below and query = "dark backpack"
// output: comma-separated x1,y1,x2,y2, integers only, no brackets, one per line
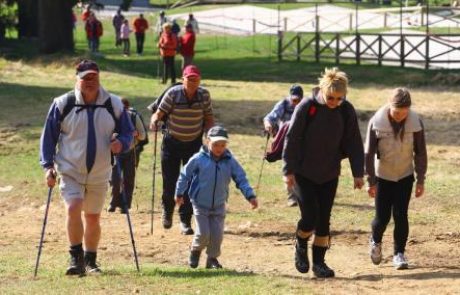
264,99,350,162
147,82,183,114
147,83,207,132
60,91,120,133
129,107,149,149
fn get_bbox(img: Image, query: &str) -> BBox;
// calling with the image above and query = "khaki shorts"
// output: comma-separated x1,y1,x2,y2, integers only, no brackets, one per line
59,174,108,214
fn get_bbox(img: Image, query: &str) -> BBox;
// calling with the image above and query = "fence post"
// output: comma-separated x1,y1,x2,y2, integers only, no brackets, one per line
425,34,430,70
277,30,283,62
253,19,256,34
284,17,288,32
315,32,320,63
349,13,353,31
378,34,382,67
297,34,301,61
335,33,340,65
400,34,405,67
383,12,388,28
356,33,361,65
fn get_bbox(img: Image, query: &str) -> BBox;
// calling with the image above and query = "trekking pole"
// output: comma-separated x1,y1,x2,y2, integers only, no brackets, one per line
150,127,158,235
115,157,140,272
255,132,270,196
34,186,54,277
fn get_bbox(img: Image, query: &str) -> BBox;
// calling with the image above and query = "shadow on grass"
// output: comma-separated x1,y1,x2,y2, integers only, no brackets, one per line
142,267,255,279
1,38,444,86
334,202,374,211
277,268,460,282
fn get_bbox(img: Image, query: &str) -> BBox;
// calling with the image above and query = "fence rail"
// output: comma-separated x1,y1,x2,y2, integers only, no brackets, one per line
277,32,460,69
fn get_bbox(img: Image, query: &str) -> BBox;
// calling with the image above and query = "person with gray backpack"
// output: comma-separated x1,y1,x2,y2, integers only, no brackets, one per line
39,60,134,276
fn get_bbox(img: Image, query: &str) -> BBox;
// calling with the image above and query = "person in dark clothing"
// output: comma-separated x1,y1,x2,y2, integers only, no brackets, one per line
109,98,147,214
112,9,125,47
171,19,181,36
283,67,364,278
149,65,215,235
365,87,427,270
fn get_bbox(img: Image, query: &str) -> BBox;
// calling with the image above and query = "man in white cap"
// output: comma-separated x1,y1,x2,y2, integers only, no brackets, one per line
39,59,134,276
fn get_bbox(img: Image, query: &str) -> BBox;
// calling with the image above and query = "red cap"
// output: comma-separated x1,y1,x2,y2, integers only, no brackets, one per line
182,65,201,78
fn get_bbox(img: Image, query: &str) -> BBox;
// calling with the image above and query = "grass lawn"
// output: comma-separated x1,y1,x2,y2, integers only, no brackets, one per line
0,15,459,294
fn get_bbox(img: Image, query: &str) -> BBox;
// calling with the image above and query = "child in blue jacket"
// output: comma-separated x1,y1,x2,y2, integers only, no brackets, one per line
175,125,258,269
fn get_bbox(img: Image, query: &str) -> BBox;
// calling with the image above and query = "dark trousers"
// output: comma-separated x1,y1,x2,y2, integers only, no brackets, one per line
135,32,145,54
295,175,338,236
122,38,130,55
162,56,176,84
371,175,414,254
110,150,136,209
161,134,202,224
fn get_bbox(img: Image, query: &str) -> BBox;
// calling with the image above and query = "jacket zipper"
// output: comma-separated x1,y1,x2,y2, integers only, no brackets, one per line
211,160,218,209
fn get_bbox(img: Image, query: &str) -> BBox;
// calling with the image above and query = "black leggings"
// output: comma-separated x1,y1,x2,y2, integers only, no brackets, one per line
371,175,414,255
295,175,338,237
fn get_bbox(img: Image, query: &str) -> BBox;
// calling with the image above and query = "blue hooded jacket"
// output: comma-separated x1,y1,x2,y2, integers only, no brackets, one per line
175,146,255,209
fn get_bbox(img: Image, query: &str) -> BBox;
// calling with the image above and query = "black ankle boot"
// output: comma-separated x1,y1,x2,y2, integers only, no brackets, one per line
84,251,101,274
312,245,334,278
189,250,201,269
66,244,85,276
294,236,309,273
206,257,222,269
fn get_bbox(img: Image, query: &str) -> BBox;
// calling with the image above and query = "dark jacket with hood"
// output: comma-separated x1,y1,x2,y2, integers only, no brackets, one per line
282,88,364,184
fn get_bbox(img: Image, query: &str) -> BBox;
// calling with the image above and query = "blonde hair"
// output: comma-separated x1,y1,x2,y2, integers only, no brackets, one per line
389,87,411,108
318,67,348,95
162,22,172,29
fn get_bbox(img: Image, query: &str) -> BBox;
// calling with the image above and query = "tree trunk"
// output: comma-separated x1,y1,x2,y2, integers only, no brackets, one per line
38,0,75,53
17,0,39,38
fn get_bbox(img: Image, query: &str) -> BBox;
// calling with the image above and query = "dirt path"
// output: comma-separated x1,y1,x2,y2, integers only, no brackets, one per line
1,195,459,294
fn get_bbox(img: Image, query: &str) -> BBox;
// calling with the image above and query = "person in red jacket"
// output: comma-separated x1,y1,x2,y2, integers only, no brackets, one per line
158,23,178,84
85,13,103,53
133,13,149,55
179,24,196,69
81,6,91,22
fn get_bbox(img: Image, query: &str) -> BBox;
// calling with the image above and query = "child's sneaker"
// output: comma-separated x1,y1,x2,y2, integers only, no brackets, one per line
369,238,382,265
393,252,409,270
206,257,222,269
189,250,201,269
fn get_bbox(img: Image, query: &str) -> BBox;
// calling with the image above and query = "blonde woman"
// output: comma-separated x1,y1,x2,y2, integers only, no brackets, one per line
283,67,364,278
365,88,427,270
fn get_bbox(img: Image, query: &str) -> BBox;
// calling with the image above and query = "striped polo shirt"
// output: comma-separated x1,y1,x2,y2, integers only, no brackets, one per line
159,84,213,142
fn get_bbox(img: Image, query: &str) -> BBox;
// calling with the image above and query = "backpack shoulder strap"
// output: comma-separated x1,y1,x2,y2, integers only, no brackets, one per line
103,97,120,133
60,91,76,122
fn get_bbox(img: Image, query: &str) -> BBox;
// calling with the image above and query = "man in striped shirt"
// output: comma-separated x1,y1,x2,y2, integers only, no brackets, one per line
150,65,215,235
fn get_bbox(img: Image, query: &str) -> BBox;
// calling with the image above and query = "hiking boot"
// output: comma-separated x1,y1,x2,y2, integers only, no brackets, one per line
66,247,85,276
162,210,173,229
120,207,128,214
180,222,194,235
206,257,223,269
189,250,201,269
294,241,309,273
393,253,409,270
312,262,335,278
84,252,102,274
369,238,382,265
107,206,116,213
